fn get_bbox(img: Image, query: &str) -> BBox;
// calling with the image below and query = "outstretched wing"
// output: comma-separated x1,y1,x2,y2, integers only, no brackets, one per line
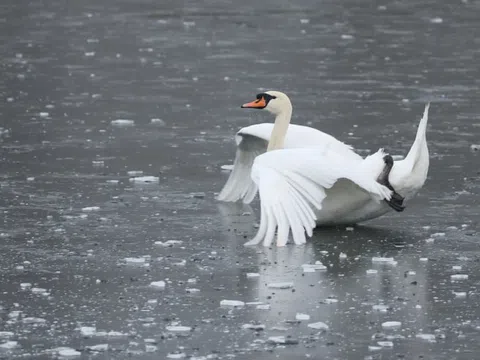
216,133,267,203
246,148,392,247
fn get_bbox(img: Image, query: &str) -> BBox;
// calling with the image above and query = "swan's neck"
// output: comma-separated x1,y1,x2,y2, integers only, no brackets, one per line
267,108,292,151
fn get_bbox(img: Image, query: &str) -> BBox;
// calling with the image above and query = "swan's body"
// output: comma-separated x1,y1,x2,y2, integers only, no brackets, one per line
219,91,430,246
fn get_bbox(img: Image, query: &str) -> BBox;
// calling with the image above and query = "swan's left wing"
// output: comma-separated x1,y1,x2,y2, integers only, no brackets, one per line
247,148,392,247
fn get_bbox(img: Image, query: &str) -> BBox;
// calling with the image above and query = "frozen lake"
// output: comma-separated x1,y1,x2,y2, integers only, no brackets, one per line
0,0,479,359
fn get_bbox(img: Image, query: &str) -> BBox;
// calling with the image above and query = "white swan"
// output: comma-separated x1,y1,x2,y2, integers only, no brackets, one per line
219,91,430,246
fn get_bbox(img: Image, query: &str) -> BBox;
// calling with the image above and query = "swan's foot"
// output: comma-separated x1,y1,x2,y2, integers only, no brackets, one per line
377,155,405,212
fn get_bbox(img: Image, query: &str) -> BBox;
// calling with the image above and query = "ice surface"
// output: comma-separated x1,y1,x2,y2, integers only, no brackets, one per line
129,176,159,183
381,321,402,329
416,333,436,342
82,206,100,212
307,322,329,330
451,274,468,281
246,273,260,278
267,282,294,289
220,300,245,307
0,341,18,349
111,119,135,126
149,281,166,289
295,313,310,320
166,326,191,332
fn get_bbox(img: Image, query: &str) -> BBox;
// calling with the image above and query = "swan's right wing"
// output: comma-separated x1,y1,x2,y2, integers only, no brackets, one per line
216,133,267,203
247,148,393,247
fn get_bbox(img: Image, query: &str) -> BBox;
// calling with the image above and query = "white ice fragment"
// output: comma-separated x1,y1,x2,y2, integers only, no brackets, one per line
339,252,347,259
220,164,234,171
300,18,310,24
416,305,422,309
26,177,35,181
149,281,166,289
57,347,81,357
0,341,18,349
187,278,197,284
242,323,265,330
106,180,119,184
366,269,378,275
256,304,270,310
382,321,402,329
150,118,166,126
20,283,32,289
146,344,157,352
246,273,260,278
377,341,394,347
124,257,147,264
295,313,310,320
430,17,443,23
80,326,96,336
92,161,104,166
127,170,144,176
31,287,47,294
220,300,245,307
186,288,200,293
425,238,434,243
8,311,21,319
23,317,47,324
129,176,158,183
166,325,191,332
267,336,298,344
372,305,390,312
167,352,186,359
452,265,462,271
86,344,108,351
111,119,135,126
85,52,95,56
407,270,416,276
368,345,382,351
154,240,183,246
431,232,445,237
39,112,49,118
307,322,329,330
419,257,428,262
416,333,436,342
471,144,480,151
372,257,397,265
345,226,354,231
451,274,468,281
82,206,100,212
267,282,294,289
341,34,354,39
323,298,338,304
0,332,14,338
246,301,263,306
453,291,467,298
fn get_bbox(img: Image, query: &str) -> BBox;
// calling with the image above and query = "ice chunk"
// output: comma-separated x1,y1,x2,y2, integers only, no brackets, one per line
430,17,443,24
125,257,147,264
471,144,480,151
242,323,265,330
186,288,200,293
416,333,436,342
267,282,294,289
20,283,32,289
31,287,47,294
382,321,401,329
220,164,234,171
451,274,468,281
377,341,394,347
431,232,445,237
419,257,428,262
127,170,144,176
23,317,47,324
129,176,158,183
39,112,49,118
0,332,14,338
452,265,462,271
57,347,81,357
307,322,329,330
295,313,310,320
111,119,134,126
267,336,299,345
372,305,390,312
323,298,338,304
220,300,245,307
80,326,96,336
86,344,108,351
26,177,35,181
372,257,397,265
366,269,378,275
302,261,326,271
341,34,354,39
150,118,166,126
154,240,183,247
339,252,347,259
300,19,310,24
167,352,186,359
166,326,191,332
246,273,260,278
453,291,467,298
0,341,18,349
256,304,270,310
149,281,166,289
82,206,100,212
368,345,382,351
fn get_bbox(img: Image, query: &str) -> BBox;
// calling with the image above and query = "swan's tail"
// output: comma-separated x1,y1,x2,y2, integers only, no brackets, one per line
403,103,430,166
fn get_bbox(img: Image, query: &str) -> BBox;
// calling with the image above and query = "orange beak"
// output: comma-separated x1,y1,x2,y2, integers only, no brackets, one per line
241,97,267,109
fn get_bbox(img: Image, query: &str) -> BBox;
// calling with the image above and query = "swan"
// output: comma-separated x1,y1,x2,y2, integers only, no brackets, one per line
219,91,430,246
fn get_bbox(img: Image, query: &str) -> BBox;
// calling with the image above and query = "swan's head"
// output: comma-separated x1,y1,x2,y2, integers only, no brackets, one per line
241,90,291,116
